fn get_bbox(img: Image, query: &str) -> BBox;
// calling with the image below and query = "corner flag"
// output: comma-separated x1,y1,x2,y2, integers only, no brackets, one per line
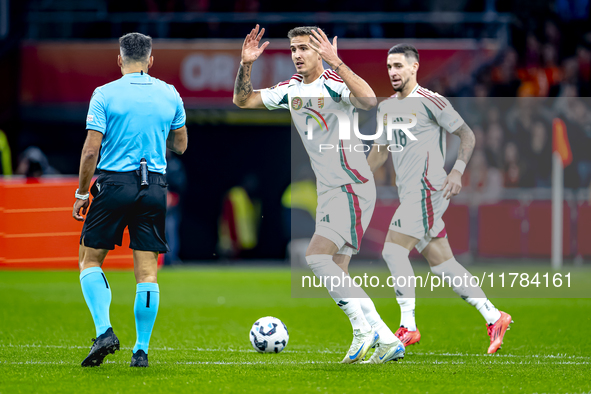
552,118,572,167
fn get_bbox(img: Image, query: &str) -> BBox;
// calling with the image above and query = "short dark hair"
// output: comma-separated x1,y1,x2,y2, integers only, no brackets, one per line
119,32,152,63
388,43,419,63
287,26,320,40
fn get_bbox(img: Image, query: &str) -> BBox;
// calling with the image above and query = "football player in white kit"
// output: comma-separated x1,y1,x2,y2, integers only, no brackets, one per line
367,44,512,354
233,25,404,364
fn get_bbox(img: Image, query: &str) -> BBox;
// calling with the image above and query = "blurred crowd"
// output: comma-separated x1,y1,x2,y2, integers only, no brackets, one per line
373,94,591,197
104,0,586,18
433,17,591,197
17,1,591,197
455,96,591,199
104,0,505,14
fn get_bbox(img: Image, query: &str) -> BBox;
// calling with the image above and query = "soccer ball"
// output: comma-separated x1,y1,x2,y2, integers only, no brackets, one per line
249,316,289,353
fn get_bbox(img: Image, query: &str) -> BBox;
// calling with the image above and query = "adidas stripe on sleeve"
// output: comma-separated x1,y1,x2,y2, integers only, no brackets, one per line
259,74,303,110
416,87,463,133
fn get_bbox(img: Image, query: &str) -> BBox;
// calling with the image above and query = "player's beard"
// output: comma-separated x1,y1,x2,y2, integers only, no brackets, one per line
392,78,407,93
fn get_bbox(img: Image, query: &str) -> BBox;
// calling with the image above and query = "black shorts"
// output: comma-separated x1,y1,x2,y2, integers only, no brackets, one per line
81,171,169,253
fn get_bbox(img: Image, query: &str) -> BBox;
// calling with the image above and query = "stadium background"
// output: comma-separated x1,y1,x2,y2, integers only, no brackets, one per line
0,1,590,266
1,2,591,393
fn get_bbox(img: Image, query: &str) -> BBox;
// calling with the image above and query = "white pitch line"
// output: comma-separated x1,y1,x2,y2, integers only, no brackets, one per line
0,360,329,366
0,344,337,354
1,360,589,366
1,344,589,361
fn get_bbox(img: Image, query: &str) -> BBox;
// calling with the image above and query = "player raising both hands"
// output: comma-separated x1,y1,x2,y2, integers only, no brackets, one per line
233,25,405,364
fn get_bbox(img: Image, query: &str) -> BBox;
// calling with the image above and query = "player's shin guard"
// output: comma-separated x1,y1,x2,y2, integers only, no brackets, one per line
430,258,501,325
80,267,112,337
382,242,417,330
133,283,160,354
306,255,371,332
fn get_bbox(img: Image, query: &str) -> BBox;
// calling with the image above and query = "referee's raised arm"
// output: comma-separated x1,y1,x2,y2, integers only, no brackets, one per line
73,32,187,368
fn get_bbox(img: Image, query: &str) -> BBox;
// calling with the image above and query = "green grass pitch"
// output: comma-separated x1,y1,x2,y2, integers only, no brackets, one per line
1,267,590,393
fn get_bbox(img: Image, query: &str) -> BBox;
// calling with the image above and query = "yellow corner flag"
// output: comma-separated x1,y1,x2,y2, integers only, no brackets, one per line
552,118,572,167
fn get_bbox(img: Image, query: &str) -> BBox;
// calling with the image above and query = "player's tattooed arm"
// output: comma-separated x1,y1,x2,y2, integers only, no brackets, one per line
233,62,254,105
233,25,268,109
308,29,377,110
452,122,476,164
335,64,378,110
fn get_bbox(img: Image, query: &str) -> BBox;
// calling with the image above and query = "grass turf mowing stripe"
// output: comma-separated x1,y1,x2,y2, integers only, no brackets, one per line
2,269,590,394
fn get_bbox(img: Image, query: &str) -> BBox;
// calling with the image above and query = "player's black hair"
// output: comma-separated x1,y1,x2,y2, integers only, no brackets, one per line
388,43,420,63
287,26,320,40
119,32,152,63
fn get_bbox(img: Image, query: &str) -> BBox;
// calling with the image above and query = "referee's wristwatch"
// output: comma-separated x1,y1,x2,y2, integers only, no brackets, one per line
75,189,90,200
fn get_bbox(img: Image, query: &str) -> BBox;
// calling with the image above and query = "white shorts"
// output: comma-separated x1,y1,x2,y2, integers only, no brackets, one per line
315,180,376,254
390,190,449,253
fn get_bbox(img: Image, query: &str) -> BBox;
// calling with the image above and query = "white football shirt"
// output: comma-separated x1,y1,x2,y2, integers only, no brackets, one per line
259,70,373,194
375,84,464,199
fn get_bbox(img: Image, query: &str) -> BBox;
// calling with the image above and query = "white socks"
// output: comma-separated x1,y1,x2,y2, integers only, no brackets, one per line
382,242,417,330
476,299,502,325
308,248,502,338
382,242,502,327
306,255,371,332
358,296,398,344
430,258,502,325
304,254,398,341
399,309,416,331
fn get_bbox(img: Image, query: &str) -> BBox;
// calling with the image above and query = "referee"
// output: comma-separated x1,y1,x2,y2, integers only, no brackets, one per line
72,32,188,368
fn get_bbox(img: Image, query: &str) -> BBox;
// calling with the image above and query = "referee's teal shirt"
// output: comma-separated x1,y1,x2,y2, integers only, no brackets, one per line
86,72,186,174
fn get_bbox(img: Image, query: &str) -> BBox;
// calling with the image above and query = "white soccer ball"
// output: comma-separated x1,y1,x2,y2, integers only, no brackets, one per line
249,316,289,353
